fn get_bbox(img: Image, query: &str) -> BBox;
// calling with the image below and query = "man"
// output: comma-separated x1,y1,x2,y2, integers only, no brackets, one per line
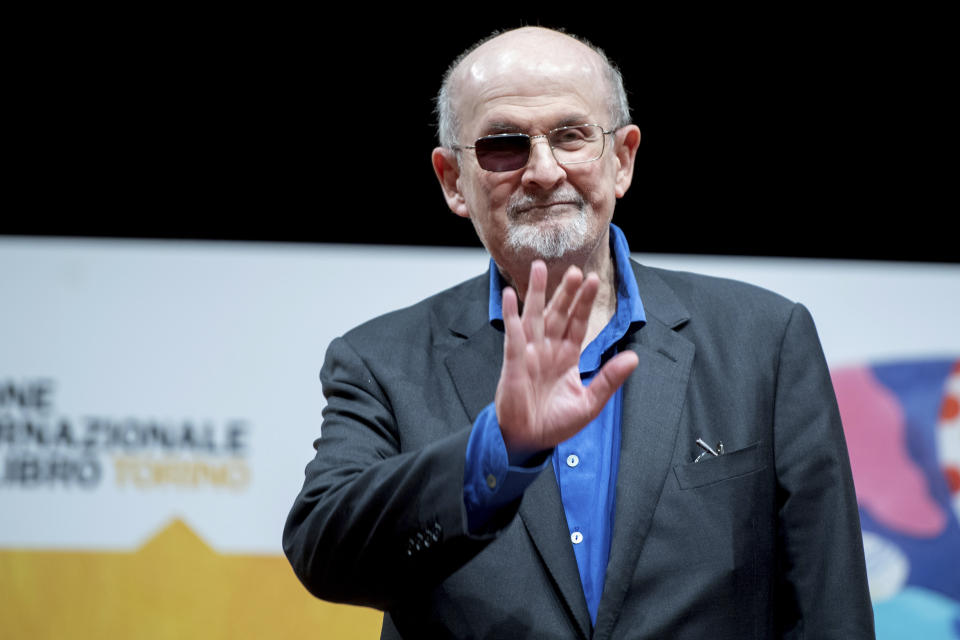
284,27,875,639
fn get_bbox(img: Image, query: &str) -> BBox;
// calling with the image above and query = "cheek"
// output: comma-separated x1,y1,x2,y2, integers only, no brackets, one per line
470,177,515,213
576,166,617,208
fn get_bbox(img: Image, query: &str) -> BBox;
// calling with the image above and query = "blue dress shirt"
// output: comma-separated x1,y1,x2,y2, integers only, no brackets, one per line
463,223,646,624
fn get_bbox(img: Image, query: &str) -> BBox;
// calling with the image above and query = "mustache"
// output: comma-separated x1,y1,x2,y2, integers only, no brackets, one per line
507,191,585,220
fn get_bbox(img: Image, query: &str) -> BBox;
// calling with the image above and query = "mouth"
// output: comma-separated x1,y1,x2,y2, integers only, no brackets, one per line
524,201,576,211
510,199,582,220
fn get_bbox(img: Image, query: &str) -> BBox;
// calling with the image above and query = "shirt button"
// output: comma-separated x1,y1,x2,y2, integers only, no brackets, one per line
566,454,579,468
571,531,583,544
486,474,497,489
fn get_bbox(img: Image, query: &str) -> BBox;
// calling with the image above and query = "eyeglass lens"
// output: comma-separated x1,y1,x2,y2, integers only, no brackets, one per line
473,126,605,172
474,135,530,172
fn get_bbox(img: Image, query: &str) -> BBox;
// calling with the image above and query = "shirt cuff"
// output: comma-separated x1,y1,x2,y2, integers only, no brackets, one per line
463,403,550,533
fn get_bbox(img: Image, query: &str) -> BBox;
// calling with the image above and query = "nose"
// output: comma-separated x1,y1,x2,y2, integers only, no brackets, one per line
521,135,566,190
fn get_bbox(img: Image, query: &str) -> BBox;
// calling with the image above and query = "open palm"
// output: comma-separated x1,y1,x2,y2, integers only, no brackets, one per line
496,261,639,456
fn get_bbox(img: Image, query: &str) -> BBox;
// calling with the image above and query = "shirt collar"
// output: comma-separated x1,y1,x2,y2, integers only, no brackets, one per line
487,223,646,329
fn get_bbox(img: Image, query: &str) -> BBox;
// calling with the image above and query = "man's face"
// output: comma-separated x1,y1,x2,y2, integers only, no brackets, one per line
435,29,639,274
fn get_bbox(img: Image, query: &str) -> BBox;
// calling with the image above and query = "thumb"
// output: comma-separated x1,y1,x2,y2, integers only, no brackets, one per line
585,350,639,413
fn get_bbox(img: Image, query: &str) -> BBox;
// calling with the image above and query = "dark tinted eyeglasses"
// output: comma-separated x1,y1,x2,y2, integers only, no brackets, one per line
455,124,615,172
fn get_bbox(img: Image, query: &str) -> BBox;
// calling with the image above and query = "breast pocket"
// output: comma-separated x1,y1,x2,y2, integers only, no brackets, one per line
673,441,765,489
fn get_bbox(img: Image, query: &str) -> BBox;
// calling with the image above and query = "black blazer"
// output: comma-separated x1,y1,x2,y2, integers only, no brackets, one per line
283,260,875,639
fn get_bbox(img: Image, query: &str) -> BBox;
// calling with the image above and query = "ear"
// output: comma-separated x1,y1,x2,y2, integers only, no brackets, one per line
612,125,641,198
432,147,470,218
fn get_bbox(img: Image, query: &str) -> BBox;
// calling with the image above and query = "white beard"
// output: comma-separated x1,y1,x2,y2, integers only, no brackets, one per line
505,191,589,259
506,210,589,259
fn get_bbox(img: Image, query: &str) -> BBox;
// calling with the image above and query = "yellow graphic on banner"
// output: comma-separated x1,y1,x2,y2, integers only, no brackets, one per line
0,519,383,639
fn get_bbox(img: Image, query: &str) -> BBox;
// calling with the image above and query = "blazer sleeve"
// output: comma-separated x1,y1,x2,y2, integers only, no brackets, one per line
772,303,875,638
282,334,507,611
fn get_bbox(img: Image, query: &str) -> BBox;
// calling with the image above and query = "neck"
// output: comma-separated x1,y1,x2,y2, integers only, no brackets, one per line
498,233,618,348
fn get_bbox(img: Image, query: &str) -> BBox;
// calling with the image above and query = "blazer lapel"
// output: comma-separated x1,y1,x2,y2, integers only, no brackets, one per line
443,273,502,421
519,469,593,640
592,264,694,640
444,321,503,420
443,276,593,640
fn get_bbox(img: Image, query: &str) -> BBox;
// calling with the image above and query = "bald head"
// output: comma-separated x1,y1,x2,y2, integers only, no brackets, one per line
436,27,631,149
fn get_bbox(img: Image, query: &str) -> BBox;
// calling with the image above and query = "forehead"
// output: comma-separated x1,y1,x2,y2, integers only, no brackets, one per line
453,30,610,138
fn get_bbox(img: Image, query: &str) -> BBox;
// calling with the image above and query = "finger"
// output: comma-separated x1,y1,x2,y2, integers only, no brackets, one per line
563,273,600,348
584,350,639,413
544,266,582,340
502,286,527,363
521,260,547,343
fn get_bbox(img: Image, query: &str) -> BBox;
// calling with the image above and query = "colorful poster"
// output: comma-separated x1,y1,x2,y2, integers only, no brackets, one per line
835,359,960,639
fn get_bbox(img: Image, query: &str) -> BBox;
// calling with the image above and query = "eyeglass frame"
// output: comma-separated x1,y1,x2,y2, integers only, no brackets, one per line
453,123,618,172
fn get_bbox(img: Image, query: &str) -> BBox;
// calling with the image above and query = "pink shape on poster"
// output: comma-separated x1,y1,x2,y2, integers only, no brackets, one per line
832,366,946,537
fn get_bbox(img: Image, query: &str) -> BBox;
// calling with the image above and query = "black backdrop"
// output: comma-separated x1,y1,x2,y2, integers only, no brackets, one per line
7,12,954,263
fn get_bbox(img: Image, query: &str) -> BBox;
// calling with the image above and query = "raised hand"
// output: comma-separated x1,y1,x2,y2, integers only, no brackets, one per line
495,260,640,457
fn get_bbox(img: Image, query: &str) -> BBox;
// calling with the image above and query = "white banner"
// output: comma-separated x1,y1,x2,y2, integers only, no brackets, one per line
1,236,958,638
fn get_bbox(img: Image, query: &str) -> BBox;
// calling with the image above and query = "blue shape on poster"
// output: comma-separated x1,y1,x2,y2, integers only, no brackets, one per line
874,586,960,640
868,359,960,601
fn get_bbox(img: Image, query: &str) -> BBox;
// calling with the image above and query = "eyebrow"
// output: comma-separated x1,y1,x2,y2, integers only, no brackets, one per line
479,115,594,137
554,116,594,129
481,121,524,136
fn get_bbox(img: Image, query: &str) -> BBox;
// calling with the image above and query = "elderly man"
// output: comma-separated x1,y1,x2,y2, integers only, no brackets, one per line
284,27,874,639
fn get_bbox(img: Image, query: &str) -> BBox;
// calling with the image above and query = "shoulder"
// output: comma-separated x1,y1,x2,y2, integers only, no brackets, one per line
335,272,488,362
632,261,810,355
648,262,791,305
319,271,491,413
635,261,797,322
